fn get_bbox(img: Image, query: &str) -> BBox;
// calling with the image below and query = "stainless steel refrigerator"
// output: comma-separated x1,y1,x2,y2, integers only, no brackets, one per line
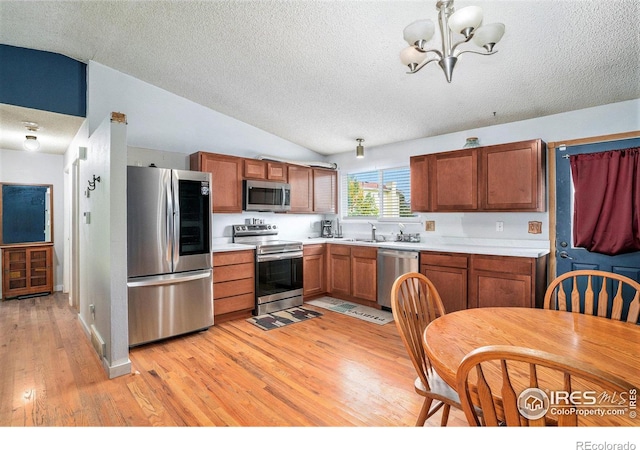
127,166,213,346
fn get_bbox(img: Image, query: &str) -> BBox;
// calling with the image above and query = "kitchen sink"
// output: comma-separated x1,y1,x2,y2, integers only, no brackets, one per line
354,239,377,243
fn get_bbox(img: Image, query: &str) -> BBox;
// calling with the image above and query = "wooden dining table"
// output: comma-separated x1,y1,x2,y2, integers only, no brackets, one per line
423,307,640,426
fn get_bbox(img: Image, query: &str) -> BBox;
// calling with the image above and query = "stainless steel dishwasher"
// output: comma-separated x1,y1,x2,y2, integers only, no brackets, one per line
377,248,420,310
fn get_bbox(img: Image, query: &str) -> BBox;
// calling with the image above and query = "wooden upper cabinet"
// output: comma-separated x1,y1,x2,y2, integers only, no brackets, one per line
313,168,337,214
288,165,313,213
190,152,243,213
410,139,546,212
432,149,478,211
410,155,430,212
479,139,546,211
243,159,288,182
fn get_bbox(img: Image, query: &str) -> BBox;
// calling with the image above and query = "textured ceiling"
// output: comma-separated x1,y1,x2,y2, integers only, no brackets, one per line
1,0,639,156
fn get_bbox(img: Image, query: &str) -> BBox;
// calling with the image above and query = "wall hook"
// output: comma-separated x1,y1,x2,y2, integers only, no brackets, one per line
88,175,101,191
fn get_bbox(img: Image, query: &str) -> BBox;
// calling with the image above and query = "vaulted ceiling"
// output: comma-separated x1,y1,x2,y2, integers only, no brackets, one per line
1,0,639,156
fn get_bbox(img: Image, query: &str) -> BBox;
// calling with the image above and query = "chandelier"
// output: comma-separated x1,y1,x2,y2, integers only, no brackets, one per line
400,0,505,82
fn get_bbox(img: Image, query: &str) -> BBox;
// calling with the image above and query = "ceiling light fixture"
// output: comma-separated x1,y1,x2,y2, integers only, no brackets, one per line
22,122,41,151
400,0,505,83
355,138,365,159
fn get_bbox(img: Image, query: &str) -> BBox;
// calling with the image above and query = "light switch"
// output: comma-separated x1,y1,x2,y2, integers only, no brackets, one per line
84,212,91,224
496,221,504,232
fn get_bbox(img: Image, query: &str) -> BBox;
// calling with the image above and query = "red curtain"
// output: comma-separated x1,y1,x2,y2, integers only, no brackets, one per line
570,147,640,256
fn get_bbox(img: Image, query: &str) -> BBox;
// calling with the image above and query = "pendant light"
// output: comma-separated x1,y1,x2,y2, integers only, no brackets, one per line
356,138,365,159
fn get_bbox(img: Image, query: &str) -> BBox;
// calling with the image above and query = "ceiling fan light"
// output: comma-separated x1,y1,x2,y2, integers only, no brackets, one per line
23,135,40,151
403,19,435,47
447,5,483,35
472,22,505,50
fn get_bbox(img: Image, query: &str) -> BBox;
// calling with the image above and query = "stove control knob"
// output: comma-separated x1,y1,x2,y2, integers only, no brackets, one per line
272,225,277,229
267,225,272,229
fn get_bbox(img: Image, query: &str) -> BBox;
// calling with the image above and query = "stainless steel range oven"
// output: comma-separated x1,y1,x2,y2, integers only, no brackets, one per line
233,223,303,315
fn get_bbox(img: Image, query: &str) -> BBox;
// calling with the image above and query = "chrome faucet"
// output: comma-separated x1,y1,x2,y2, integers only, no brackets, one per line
368,222,377,241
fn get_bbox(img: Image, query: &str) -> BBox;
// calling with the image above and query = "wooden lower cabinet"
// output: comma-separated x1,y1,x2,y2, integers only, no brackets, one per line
420,252,468,313
303,244,326,298
421,251,548,310
468,254,548,308
213,250,255,322
327,244,377,304
2,244,53,299
328,245,351,297
351,246,377,302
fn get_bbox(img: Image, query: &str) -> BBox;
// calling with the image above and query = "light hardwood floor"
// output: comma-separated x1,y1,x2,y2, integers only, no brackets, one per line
0,292,467,427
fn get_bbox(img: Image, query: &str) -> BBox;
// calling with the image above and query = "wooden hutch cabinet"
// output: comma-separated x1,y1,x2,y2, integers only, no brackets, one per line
2,244,53,299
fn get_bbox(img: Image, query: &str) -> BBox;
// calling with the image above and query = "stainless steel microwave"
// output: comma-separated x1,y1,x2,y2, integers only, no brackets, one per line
243,180,291,212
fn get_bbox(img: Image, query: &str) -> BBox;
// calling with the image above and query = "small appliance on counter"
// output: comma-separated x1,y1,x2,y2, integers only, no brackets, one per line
321,220,334,238
395,233,421,243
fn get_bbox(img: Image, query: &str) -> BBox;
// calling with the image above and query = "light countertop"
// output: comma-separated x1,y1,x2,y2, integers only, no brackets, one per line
212,238,550,258
298,237,550,258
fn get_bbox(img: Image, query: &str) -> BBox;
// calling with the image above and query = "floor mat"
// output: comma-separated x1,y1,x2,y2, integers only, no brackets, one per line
306,297,393,325
246,307,323,331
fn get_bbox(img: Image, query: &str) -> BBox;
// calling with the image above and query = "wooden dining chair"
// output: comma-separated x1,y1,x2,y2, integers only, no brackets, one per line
456,345,636,426
391,272,464,426
543,270,640,323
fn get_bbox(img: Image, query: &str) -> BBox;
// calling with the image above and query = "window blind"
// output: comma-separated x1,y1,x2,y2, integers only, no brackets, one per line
342,167,414,219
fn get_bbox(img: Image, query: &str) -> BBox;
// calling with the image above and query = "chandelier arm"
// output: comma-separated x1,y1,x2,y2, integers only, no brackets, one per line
450,35,474,56
415,46,443,59
407,57,441,74
454,49,498,58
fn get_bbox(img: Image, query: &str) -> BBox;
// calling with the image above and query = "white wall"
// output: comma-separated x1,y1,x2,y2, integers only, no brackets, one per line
329,99,640,244
0,149,65,297
88,61,326,162
78,117,130,378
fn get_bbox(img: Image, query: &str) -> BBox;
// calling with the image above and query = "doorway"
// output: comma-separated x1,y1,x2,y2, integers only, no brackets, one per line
549,132,640,283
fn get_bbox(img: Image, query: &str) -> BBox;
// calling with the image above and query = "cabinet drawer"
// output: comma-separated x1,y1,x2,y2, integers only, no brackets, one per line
213,250,254,267
214,278,254,298
470,254,532,275
351,246,377,259
214,292,255,315
214,262,254,282
304,244,326,256
329,244,351,256
420,252,468,269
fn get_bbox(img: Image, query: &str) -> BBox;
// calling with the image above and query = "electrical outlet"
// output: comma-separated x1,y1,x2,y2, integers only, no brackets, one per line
496,221,504,232
425,221,435,232
528,221,542,234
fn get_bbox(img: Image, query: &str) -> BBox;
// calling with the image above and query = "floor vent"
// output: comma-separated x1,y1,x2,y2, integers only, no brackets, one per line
90,325,106,359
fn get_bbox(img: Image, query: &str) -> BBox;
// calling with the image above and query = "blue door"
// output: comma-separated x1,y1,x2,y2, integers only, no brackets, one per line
555,137,640,284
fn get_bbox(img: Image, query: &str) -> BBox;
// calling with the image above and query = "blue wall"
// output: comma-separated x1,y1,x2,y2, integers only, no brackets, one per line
0,44,86,117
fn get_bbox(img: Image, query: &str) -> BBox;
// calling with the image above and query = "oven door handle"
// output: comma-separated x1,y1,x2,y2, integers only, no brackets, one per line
256,251,303,262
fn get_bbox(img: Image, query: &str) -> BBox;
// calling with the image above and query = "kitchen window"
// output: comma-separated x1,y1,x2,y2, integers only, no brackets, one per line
341,167,415,220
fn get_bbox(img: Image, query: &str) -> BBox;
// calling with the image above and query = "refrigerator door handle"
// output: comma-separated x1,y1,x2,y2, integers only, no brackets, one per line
172,172,180,269
165,180,173,265
127,269,211,288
